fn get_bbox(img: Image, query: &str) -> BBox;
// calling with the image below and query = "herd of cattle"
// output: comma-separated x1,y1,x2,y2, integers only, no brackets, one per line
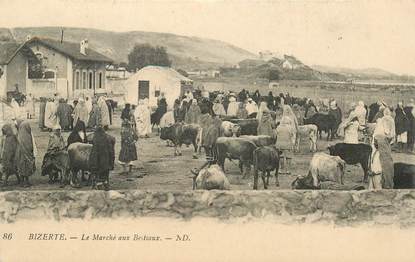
157,94,415,191
36,91,415,191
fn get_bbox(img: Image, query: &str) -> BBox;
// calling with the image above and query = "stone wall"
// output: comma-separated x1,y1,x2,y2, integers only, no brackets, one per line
1,190,414,226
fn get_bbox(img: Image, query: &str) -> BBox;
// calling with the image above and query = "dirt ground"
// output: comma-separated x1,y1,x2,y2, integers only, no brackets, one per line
1,107,414,192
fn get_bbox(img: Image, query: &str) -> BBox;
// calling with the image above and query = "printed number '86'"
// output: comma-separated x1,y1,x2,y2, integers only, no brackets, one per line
3,233,12,240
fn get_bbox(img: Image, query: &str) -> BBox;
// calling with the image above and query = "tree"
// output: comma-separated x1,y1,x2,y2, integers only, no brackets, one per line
127,43,171,71
267,68,281,81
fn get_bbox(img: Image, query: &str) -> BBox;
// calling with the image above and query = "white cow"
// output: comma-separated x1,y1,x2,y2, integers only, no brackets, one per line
308,153,345,188
220,121,240,137
191,164,231,190
295,124,318,152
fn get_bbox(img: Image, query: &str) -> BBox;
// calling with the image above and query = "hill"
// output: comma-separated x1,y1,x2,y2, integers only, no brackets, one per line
222,56,347,82
0,27,256,70
312,65,415,82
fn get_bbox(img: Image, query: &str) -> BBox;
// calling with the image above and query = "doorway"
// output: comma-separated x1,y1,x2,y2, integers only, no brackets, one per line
138,80,150,100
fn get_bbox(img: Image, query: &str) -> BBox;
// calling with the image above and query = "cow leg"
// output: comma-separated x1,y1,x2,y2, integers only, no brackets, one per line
262,171,268,189
253,169,259,190
3,174,9,186
239,160,243,173
177,144,182,156
362,163,369,183
275,166,280,187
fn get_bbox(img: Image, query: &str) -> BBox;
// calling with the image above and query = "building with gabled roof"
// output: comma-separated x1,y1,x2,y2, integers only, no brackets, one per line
24,37,113,98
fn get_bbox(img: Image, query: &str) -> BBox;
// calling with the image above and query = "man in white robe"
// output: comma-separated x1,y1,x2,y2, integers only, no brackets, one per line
135,99,152,137
44,98,58,130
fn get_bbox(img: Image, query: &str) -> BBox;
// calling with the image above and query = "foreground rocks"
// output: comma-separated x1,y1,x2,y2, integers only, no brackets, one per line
0,190,414,227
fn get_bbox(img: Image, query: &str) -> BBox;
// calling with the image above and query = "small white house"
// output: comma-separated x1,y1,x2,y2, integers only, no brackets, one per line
125,66,193,108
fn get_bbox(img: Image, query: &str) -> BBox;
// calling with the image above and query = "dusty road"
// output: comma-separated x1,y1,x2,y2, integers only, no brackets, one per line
1,110,414,191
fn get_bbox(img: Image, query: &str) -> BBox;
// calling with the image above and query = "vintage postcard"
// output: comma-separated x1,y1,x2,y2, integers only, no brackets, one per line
0,0,414,261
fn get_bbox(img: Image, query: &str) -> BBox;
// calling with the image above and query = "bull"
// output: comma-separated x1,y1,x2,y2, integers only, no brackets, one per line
253,146,282,189
215,137,258,178
229,119,258,136
303,113,337,140
190,163,230,190
393,162,415,189
328,143,372,183
160,123,200,156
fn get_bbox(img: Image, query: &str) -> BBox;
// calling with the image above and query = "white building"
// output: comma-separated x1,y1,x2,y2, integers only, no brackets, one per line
125,66,193,108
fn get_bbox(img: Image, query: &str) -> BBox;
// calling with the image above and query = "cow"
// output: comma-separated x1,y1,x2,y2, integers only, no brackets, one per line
229,119,258,135
393,162,415,189
220,121,241,137
295,124,318,152
190,163,230,190
253,146,282,189
160,123,201,156
239,135,276,147
291,152,345,189
327,143,372,183
68,134,115,187
215,137,258,178
41,150,71,187
303,113,337,140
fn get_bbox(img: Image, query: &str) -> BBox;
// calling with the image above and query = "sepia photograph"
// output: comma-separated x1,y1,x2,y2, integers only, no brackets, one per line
0,0,415,261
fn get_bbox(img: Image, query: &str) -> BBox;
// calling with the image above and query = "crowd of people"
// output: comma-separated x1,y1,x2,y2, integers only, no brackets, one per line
1,86,415,191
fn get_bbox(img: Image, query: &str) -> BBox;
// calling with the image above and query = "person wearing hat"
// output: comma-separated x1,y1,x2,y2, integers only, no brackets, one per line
246,97,258,118
226,96,239,117
42,124,66,184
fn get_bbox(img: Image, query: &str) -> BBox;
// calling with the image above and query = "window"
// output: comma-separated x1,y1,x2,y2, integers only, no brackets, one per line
88,72,93,89
82,71,87,89
75,71,80,89
98,72,103,89
93,71,96,90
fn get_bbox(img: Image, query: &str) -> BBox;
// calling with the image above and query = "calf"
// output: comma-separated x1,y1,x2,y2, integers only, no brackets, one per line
220,121,241,137
191,163,230,190
253,146,282,189
215,137,258,178
229,119,258,135
291,152,345,189
68,134,115,187
393,162,415,189
41,151,70,186
328,143,372,182
295,124,318,152
303,113,336,140
160,123,201,156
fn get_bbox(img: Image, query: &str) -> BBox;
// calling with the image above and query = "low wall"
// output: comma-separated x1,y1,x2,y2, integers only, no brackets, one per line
1,190,414,226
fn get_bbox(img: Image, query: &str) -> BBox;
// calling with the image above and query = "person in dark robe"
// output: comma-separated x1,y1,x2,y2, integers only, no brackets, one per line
56,99,72,131
67,120,87,147
15,121,36,187
153,96,167,127
238,89,247,102
395,102,409,152
329,100,342,137
267,91,275,111
1,123,19,185
118,120,138,175
404,104,415,152
252,90,261,105
38,97,47,129
121,103,131,122
70,100,78,130
106,99,113,126
88,126,113,190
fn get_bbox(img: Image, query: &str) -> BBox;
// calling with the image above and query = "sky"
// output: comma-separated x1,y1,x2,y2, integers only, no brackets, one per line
1,0,414,75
